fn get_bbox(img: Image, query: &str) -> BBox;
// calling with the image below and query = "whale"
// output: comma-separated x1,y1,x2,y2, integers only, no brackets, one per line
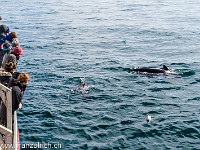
132,65,171,74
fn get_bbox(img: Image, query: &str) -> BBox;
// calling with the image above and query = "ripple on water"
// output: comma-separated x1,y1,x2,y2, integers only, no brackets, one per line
148,86,182,92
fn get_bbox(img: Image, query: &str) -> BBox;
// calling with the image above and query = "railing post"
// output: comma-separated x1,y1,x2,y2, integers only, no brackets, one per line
13,111,18,150
6,89,12,131
5,88,12,150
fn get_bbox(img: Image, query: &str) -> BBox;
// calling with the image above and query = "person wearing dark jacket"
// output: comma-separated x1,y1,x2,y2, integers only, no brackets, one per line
12,72,30,112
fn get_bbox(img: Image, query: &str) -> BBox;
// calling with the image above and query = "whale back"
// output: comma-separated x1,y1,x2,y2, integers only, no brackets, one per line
132,65,170,74
132,68,165,73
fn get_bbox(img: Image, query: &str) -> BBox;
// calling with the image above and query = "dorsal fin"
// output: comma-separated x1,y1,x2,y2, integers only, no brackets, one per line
163,65,169,70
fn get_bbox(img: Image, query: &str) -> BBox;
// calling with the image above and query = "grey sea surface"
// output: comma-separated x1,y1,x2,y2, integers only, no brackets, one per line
1,0,200,149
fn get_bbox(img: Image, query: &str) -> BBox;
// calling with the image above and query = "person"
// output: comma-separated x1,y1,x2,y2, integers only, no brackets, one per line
4,62,16,74
1,40,19,69
0,71,30,132
0,16,2,22
0,25,7,35
12,72,30,112
11,38,19,49
0,24,9,45
8,38,23,61
10,38,23,60
0,62,17,127
1,53,17,69
0,62,16,87
0,42,12,67
11,46,23,61
5,32,17,43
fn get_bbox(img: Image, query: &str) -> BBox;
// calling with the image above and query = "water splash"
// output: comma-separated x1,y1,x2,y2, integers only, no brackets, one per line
70,78,92,94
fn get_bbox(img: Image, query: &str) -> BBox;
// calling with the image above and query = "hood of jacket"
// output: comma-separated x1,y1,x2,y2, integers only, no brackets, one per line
0,25,8,34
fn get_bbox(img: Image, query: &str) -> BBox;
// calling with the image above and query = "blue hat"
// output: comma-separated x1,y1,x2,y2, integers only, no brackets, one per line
1,42,11,51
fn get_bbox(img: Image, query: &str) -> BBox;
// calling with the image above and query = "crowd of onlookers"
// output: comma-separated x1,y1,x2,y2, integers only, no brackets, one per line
0,16,30,128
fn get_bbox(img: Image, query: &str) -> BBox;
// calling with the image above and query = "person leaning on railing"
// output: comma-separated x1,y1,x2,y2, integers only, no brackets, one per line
11,72,30,112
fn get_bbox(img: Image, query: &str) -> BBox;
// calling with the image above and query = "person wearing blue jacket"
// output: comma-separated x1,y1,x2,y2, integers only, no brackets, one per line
0,24,10,45
5,32,17,43
0,25,8,44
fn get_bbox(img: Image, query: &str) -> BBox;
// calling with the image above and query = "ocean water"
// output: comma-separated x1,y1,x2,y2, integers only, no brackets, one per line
1,0,200,149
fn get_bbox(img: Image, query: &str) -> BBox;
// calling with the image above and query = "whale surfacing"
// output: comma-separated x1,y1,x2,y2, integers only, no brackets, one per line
132,65,170,74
